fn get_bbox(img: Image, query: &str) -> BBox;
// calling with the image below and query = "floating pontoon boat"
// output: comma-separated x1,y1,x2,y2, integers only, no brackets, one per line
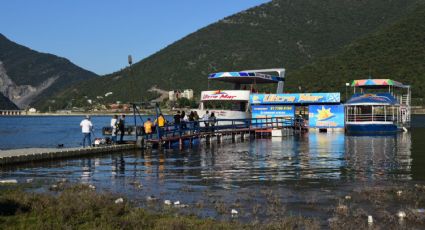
195,68,285,121
344,79,411,134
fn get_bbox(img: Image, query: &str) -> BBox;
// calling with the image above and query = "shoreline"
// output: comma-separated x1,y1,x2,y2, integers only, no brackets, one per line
2,108,425,116
1,182,425,228
0,110,173,116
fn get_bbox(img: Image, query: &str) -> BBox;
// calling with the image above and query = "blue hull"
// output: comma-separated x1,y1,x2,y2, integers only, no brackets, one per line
165,138,200,149
345,123,399,134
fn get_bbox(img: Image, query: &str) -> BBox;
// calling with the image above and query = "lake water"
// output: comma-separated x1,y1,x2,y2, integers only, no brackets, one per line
1,115,425,222
0,115,160,149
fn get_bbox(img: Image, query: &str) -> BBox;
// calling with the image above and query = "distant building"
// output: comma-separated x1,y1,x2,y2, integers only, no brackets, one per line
169,91,178,101
169,89,193,101
183,89,194,100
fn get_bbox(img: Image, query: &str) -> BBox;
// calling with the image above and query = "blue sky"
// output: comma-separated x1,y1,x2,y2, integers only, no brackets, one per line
1,0,269,75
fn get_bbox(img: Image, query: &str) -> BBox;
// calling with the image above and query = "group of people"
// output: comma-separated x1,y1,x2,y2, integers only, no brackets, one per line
200,110,217,130
79,110,219,148
142,110,218,139
80,114,126,148
110,114,126,144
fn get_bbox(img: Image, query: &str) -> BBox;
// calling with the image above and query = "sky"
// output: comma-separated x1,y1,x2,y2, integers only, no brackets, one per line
0,0,270,75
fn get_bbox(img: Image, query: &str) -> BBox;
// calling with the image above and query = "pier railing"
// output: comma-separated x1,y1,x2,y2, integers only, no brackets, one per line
102,117,295,139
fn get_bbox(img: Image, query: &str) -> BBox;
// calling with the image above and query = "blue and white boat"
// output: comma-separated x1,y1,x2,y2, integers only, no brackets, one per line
344,79,411,134
195,68,285,122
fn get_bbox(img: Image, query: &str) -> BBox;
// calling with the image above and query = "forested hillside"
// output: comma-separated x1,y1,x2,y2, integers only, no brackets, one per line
286,2,425,102
46,0,423,110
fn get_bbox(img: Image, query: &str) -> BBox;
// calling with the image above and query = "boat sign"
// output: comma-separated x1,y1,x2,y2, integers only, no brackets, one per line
308,105,344,128
201,90,250,101
252,105,295,118
250,93,340,104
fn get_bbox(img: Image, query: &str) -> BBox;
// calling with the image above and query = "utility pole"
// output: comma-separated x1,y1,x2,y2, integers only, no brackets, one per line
345,82,350,102
128,55,133,106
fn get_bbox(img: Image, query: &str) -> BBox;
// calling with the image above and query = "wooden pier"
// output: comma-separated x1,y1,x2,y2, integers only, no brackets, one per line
133,118,297,150
0,118,299,165
0,144,135,165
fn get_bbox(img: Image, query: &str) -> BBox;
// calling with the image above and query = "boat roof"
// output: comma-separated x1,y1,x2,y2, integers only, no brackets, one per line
345,93,399,105
208,71,284,84
351,79,409,88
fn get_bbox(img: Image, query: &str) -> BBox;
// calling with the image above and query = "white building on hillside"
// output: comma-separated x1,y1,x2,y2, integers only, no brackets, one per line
183,89,193,100
169,89,193,101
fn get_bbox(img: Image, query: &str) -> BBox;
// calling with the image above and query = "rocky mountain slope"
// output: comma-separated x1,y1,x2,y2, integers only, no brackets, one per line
0,34,98,109
0,92,18,110
43,0,425,109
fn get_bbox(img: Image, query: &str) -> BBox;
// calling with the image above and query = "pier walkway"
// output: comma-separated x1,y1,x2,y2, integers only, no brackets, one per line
103,117,299,149
0,118,299,165
0,144,135,165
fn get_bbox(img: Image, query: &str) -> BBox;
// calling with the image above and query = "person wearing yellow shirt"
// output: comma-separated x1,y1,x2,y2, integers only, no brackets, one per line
155,113,166,127
154,113,167,138
144,118,153,139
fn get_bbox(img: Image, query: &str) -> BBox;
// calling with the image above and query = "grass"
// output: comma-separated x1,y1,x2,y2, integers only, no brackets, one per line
0,184,320,230
3,182,425,229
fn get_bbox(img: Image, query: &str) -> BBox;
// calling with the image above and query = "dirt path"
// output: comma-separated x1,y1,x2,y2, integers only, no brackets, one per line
149,86,169,102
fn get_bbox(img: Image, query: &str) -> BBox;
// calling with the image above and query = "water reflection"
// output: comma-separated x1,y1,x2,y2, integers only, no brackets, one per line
0,129,421,222
344,132,412,181
80,159,92,183
161,131,411,185
0,130,417,193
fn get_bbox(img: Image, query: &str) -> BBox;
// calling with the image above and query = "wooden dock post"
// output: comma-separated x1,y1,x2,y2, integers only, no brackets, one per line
218,134,223,143
136,136,145,149
232,133,236,143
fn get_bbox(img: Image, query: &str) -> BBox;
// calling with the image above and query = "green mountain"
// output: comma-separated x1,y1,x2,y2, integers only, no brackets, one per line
287,1,425,103
0,33,98,109
0,92,18,110
50,0,423,110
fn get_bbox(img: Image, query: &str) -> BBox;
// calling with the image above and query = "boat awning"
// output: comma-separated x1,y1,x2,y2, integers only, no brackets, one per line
345,93,399,105
208,71,284,84
351,79,409,88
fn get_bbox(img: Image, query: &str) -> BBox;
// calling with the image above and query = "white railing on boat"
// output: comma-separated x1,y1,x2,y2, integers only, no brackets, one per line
346,114,396,122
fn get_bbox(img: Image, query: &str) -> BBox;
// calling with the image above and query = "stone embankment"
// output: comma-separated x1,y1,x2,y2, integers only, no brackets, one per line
0,144,135,165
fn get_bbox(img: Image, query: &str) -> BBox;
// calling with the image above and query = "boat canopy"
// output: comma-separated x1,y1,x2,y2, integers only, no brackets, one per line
351,79,409,88
345,93,399,105
208,71,284,84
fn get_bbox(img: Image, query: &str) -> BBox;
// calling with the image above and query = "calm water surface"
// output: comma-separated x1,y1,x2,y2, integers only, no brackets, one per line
0,115,161,149
1,115,425,222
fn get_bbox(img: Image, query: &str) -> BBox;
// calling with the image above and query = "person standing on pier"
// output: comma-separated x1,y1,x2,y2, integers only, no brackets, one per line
209,112,217,132
202,111,210,130
188,111,195,122
173,111,181,136
193,111,200,132
144,118,153,139
181,111,187,130
118,114,126,144
110,115,118,144
154,113,167,138
80,115,93,148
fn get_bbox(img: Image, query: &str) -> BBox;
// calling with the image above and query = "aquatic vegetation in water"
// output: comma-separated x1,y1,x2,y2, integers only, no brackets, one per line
0,184,322,230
